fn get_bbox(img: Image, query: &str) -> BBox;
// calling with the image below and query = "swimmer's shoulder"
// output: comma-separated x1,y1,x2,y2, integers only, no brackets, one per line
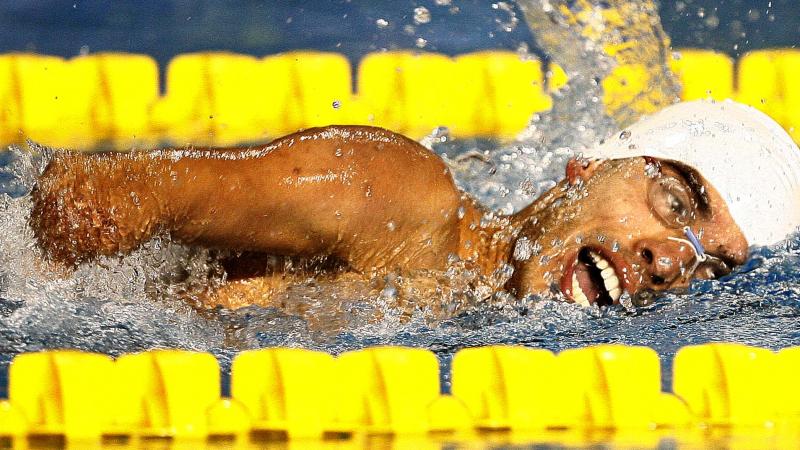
268,125,421,149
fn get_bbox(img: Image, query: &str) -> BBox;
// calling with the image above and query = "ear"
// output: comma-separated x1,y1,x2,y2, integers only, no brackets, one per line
566,157,603,185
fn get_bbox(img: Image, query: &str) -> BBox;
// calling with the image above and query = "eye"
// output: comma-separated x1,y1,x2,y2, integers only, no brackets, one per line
648,176,695,228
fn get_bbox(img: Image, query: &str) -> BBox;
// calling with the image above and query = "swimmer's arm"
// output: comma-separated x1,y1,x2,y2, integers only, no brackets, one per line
166,141,465,272
31,128,466,272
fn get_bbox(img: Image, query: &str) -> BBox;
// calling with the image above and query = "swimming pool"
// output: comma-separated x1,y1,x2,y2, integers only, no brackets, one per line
1,0,800,446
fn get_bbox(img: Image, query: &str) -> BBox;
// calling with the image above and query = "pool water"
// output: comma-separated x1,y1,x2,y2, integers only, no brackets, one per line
3,119,799,400
2,0,800,400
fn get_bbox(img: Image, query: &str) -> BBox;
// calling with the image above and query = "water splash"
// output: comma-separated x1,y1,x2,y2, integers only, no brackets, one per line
1,1,797,398
442,0,680,213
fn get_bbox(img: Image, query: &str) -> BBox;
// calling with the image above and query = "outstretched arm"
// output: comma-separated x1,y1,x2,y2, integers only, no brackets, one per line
30,126,464,273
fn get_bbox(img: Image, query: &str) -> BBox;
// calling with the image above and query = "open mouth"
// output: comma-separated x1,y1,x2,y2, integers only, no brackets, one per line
563,247,623,307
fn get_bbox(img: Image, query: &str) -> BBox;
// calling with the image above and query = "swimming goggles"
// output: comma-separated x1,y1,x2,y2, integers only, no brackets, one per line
667,226,709,276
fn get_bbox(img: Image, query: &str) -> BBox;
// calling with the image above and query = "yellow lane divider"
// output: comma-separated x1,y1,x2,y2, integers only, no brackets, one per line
72,53,159,149
669,49,735,101
1,343,799,445
231,347,335,439
1,49,800,149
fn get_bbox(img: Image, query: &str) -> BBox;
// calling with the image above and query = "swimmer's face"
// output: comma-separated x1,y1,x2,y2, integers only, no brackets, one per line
510,156,749,306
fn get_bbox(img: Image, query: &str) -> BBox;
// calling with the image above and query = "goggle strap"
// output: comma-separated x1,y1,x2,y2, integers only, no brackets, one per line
682,226,707,262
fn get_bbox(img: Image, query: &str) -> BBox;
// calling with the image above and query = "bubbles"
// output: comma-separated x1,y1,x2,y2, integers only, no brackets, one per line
492,2,519,32
375,18,389,29
415,37,428,48
645,162,660,178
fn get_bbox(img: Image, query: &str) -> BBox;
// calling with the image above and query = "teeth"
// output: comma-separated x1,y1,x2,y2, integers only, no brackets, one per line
572,272,590,306
604,275,619,290
591,250,623,303
592,254,609,269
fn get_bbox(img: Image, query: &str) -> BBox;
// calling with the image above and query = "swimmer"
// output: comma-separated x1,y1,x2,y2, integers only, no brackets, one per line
28,100,800,309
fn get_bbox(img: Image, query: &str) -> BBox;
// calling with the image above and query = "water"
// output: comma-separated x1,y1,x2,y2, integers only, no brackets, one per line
1,0,800,400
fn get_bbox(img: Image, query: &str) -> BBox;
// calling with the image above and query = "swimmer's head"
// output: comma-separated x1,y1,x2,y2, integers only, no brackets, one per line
509,100,800,306
585,99,800,247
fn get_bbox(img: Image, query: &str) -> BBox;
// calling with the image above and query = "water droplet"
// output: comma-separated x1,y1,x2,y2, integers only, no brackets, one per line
704,14,719,29
491,2,518,32
376,18,389,28
380,283,398,299
513,236,533,261
619,130,631,140
332,100,341,109
456,205,466,219
612,241,620,252
435,0,451,5
447,253,460,265
415,37,428,48
413,6,431,25
645,162,660,178
479,212,495,228
619,291,634,309
386,221,396,231
334,148,343,157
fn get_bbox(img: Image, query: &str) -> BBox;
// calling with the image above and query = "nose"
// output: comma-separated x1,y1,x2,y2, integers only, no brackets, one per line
634,238,696,288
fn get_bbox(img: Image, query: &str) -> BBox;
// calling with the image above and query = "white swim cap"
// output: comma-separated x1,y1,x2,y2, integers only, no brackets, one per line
583,99,800,247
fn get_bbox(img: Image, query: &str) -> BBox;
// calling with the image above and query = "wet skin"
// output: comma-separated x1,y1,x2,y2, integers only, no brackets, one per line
29,125,749,309
510,157,748,306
